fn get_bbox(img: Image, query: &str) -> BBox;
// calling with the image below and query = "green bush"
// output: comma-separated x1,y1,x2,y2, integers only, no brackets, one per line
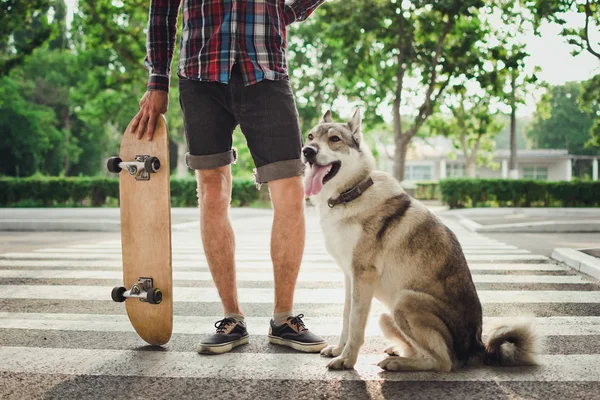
415,182,439,200
439,178,600,209
0,176,260,207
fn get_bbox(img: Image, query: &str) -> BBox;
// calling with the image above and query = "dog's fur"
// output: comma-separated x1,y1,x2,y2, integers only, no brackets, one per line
303,109,541,371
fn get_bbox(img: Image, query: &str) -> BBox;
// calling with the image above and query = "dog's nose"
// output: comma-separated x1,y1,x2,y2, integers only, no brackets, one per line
302,146,318,160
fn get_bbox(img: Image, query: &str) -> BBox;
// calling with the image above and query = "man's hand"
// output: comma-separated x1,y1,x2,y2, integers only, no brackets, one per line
129,90,169,141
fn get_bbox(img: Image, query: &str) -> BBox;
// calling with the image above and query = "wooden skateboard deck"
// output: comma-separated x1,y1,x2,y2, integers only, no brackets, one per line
108,115,173,346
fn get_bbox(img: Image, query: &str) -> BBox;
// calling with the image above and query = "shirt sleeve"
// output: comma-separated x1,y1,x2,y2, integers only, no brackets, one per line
144,0,182,92
284,0,326,25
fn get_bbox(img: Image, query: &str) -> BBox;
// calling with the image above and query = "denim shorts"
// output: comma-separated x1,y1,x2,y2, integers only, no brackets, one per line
178,65,305,184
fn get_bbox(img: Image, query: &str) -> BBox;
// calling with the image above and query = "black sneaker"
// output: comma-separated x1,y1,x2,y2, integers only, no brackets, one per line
268,314,327,353
196,317,249,354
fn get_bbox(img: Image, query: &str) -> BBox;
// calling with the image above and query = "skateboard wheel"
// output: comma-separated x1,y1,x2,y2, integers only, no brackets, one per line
107,157,122,173
147,288,163,305
111,286,127,302
144,157,160,173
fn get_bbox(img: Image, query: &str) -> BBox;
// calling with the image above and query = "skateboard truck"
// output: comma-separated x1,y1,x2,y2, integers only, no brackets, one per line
112,277,163,305
106,155,161,181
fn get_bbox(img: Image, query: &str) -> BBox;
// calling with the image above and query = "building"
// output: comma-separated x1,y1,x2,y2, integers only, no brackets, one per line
377,140,599,184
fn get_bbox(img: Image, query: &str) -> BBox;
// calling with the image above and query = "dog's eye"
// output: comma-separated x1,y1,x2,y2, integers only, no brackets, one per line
307,134,313,140
329,136,341,143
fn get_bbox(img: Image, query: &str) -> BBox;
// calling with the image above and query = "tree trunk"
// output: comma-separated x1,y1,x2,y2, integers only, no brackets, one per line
176,140,188,178
393,136,410,182
64,111,70,176
509,72,518,179
466,157,477,178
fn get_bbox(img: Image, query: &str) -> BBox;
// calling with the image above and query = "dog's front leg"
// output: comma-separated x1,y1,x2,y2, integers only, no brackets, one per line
327,264,377,370
321,272,351,357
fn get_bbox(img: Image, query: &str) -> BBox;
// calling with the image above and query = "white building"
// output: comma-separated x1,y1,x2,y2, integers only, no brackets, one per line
377,141,599,184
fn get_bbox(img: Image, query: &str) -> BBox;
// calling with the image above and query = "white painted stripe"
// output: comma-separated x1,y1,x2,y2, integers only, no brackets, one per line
0,252,548,263
0,260,565,272
55,243,522,250
0,347,598,382
2,313,600,336
33,248,530,256
0,269,588,284
1,286,598,303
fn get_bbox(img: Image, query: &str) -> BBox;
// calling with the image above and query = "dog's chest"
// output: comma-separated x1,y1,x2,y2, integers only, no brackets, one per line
321,215,362,274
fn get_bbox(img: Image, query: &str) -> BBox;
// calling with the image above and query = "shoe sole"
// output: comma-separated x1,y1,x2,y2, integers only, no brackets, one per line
268,335,327,353
196,336,249,355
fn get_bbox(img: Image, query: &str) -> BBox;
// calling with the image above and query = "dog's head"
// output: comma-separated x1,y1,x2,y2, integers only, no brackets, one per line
302,108,375,198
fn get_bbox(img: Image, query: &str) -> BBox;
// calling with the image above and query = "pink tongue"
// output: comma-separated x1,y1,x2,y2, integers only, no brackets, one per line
304,163,332,197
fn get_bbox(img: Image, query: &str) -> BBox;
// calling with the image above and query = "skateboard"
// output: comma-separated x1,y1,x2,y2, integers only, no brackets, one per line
107,115,173,345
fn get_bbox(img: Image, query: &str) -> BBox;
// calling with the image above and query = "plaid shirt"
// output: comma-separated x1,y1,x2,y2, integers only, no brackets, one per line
145,0,325,91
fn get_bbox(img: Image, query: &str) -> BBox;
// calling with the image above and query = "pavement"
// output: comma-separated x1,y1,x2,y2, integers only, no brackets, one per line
442,208,600,233
2,207,600,399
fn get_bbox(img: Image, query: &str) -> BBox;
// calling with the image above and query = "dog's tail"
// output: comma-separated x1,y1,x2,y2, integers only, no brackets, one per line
482,319,542,366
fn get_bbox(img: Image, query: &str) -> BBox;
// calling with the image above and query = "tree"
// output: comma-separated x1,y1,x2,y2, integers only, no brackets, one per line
429,84,504,177
289,0,488,181
0,76,61,176
527,81,599,155
0,0,54,75
529,0,600,60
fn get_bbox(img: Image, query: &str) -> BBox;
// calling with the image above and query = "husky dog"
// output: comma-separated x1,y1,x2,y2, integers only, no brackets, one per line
302,109,541,371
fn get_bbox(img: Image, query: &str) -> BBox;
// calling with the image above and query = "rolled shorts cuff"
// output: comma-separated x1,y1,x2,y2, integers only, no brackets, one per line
253,159,305,184
185,149,237,170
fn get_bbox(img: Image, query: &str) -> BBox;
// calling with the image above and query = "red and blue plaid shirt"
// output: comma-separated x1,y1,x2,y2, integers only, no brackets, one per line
145,0,325,91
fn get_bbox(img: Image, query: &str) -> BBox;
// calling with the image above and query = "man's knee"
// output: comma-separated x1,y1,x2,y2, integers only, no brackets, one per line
269,176,305,212
196,168,231,211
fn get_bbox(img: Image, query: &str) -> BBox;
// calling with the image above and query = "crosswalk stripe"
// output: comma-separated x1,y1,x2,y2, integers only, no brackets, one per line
0,260,568,272
0,347,598,382
1,286,598,303
0,269,587,283
32,248,531,255
2,313,600,336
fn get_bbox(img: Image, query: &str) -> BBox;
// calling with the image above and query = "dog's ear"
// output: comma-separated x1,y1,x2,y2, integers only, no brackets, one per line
348,108,362,144
321,110,333,123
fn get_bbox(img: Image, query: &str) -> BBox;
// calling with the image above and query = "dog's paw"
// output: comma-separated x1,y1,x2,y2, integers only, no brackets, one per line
327,355,356,370
320,344,344,358
378,356,404,371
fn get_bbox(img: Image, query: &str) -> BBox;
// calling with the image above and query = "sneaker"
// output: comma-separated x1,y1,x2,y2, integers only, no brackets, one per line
196,317,249,354
268,314,327,353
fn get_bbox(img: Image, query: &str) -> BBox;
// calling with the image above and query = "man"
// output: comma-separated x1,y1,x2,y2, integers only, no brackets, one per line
129,0,327,354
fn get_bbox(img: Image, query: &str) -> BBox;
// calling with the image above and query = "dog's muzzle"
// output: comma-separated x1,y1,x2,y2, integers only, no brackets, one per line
302,145,318,162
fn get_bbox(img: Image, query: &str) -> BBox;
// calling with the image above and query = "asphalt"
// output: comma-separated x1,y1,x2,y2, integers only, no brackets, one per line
1,207,600,399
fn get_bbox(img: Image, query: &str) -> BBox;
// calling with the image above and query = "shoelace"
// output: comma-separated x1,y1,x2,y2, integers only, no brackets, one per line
288,314,308,332
214,317,236,334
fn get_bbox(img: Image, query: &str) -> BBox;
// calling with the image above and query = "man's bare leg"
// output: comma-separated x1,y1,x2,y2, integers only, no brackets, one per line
267,175,327,352
196,165,242,316
268,176,305,314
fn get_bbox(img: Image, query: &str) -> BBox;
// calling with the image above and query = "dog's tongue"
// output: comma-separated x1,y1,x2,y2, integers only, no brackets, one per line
304,163,332,197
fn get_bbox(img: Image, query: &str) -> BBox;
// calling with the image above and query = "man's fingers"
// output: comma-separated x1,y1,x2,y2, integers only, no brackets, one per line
136,112,150,140
145,113,158,141
130,111,143,134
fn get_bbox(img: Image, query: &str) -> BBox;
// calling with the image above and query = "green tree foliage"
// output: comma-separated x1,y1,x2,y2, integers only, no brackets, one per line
429,84,504,177
527,81,599,155
289,0,499,181
529,0,600,60
0,0,53,75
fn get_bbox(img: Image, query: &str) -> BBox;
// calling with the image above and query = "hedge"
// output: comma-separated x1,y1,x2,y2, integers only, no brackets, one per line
415,182,439,200
0,177,260,207
439,178,600,209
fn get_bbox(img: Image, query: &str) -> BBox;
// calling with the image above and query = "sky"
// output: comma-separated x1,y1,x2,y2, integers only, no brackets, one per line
63,0,599,116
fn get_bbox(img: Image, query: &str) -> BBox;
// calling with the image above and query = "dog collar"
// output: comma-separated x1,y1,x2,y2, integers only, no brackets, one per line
327,177,374,208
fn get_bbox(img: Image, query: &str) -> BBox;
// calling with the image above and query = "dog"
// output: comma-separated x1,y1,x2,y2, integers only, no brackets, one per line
302,109,541,371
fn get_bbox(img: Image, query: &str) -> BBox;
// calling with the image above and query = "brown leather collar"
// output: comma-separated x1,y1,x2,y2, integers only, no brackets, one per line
327,177,374,208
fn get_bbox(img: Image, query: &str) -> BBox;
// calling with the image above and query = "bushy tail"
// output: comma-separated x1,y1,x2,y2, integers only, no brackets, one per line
483,319,542,366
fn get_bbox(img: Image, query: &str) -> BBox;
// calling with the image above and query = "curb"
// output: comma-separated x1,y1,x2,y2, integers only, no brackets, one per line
551,248,600,281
